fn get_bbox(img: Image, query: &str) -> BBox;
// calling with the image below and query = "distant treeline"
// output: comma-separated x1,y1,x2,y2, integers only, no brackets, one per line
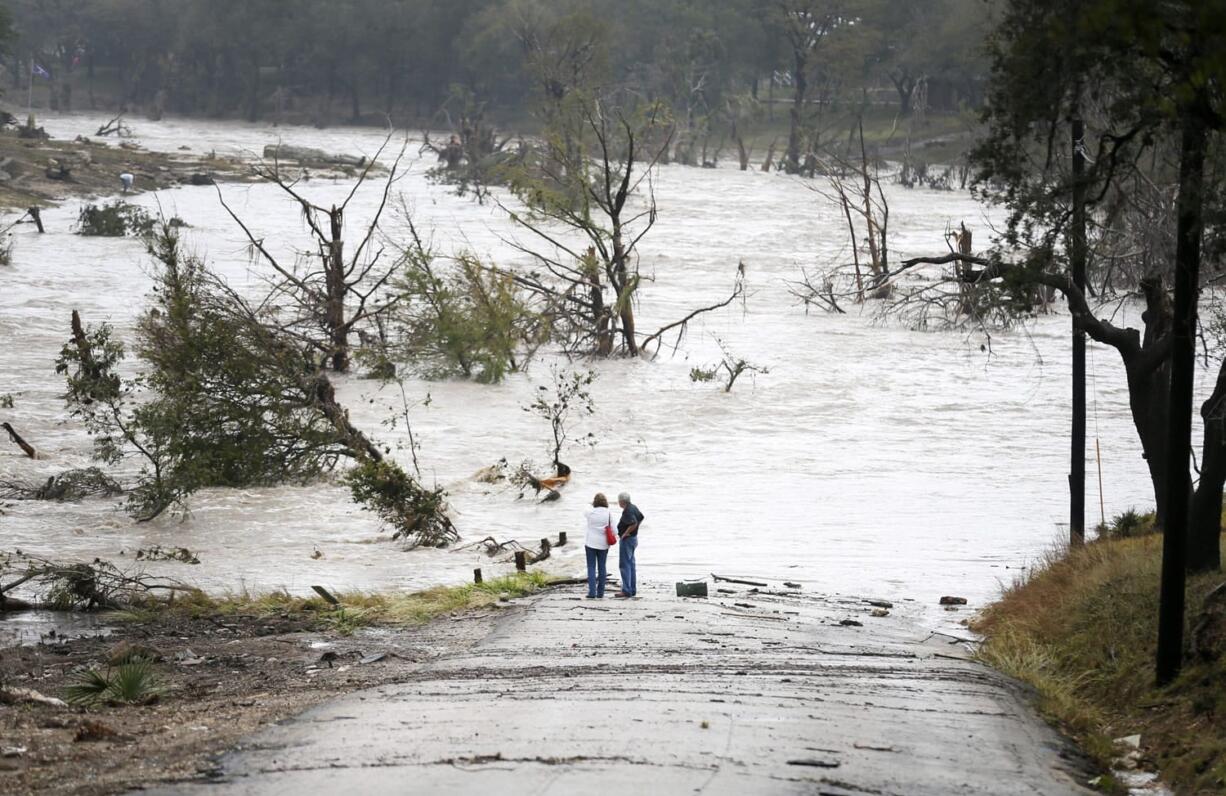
0,0,992,126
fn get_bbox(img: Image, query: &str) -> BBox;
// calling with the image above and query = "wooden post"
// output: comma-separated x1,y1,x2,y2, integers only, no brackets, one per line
514,551,527,572
27,206,43,233
558,532,567,546
473,568,483,584
310,585,340,606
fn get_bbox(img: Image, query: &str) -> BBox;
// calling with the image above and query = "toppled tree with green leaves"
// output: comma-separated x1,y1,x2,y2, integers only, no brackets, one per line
74,201,185,237
56,222,456,547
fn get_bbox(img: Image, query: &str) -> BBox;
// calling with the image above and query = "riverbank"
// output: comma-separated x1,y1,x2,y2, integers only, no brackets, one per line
0,119,254,212
0,573,552,795
974,533,1226,794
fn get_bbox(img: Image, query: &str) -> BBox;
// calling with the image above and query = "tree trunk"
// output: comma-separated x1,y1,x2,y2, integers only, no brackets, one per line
1190,359,1226,573
325,206,349,372
786,50,807,175
1156,91,1210,685
891,75,915,118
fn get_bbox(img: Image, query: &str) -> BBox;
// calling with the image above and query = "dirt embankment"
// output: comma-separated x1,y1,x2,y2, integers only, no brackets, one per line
0,605,506,795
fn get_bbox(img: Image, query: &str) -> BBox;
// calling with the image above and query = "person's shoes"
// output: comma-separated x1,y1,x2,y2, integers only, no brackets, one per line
614,592,630,598
585,595,597,599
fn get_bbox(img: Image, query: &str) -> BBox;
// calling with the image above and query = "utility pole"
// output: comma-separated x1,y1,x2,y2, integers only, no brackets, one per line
1156,98,1209,687
1070,115,1087,547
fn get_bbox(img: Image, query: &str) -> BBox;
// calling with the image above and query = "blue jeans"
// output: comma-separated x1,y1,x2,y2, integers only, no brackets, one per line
585,546,609,597
619,536,638,596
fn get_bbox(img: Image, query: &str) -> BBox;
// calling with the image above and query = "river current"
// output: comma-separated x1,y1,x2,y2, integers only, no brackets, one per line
0,112,1169,629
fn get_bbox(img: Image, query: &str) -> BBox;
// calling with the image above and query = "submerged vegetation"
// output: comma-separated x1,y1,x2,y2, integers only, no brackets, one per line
975,535,1226,792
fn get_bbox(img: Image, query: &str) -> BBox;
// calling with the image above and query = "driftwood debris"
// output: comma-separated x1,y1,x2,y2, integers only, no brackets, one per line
261,144,366,168
2,422,36,458
95,115,132,138
711,573,768,588
0,554,195,612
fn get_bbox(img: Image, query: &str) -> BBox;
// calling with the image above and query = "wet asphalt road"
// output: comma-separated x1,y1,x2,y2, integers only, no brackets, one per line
148,583,1092,795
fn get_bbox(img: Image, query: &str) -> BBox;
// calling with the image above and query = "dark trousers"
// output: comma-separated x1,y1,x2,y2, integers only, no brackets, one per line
585,546,609,597
619,536,638,596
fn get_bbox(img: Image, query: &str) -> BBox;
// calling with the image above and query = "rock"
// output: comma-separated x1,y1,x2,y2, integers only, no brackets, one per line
359,653,388,665
1,746,26,758
783,581,802,589
943,605,960,612
1191,582,1226,661
866,599,894,609
108,641,163,665
74,720,118,742
0,687,68,708
188,172,214,186
838,619,863,627
939,596,968,605
1113,734,1141,750
262,143,366,168
0,170,12,183
676,581,708,597
871,608,890,618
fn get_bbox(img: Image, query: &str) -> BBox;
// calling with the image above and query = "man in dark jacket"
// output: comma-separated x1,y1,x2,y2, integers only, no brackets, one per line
614,492,644,598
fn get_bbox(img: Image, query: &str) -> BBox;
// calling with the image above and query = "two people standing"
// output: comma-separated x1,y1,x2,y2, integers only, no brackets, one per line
583,492,645,599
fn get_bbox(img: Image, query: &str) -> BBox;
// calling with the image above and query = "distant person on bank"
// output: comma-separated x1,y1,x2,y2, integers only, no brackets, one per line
615,492,644,598
583,493,614,599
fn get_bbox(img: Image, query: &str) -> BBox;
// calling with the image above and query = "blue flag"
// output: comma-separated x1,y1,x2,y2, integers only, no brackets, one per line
32,63,50,79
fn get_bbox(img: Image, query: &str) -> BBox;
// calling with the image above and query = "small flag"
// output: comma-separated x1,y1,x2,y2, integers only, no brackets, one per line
32,63,50,79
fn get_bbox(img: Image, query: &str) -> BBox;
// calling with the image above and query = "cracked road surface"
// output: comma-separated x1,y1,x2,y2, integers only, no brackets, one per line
150,584,1093,795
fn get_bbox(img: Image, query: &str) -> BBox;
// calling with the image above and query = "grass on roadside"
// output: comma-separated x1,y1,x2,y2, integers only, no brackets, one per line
116,571,556,633
974,531,1226,793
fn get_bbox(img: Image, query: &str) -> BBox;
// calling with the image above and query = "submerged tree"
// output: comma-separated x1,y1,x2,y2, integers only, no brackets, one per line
57,222,456,546
218,136,407,373
376,218,547,384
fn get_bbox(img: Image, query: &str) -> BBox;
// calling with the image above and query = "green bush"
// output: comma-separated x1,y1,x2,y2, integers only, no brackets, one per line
64,662,163,706
1094,508,1156,540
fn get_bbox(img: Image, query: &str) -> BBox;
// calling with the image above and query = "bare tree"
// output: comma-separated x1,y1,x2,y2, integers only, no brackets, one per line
775,0,843,175
217,135,407,372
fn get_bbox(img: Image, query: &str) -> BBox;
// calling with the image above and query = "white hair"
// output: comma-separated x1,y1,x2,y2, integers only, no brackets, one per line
617,492,631,504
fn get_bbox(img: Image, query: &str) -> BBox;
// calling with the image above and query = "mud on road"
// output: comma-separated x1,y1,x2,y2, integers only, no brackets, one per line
150,584,1096,796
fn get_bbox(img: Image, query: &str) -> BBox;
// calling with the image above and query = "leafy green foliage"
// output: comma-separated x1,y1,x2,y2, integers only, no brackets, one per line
689,337,768,392
1094,508,1157,541
74,201,154,237
56,223,355,520
65,662,163,706
390,244,544,383
345,459,457,548
525,367,597,467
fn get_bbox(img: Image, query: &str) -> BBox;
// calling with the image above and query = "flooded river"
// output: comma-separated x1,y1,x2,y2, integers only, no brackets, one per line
0,112,1165,629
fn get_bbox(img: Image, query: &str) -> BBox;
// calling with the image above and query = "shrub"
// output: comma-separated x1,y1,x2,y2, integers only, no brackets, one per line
64,661,163,706
1094,507,1156,540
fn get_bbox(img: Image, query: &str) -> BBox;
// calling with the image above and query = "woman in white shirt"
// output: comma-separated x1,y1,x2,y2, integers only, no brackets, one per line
583,493,614,598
